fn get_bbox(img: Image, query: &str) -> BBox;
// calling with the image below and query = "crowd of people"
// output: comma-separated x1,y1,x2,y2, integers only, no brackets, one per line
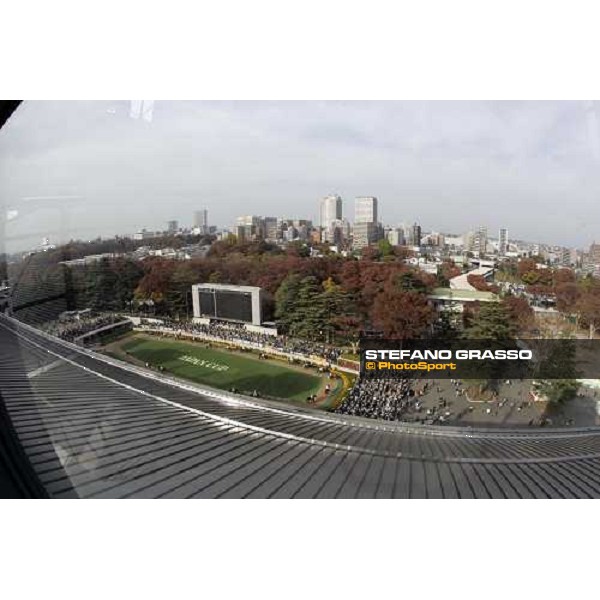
137,318,342,364
335,376,419,421
40,312,126,342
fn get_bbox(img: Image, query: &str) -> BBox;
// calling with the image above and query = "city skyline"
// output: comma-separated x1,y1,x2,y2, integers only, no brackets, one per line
2,100,600,251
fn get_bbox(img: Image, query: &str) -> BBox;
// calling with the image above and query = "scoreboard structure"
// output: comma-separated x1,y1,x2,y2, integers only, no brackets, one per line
191,283,264,326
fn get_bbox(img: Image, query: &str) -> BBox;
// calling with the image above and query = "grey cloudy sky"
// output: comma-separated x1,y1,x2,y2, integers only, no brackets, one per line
2,100,600,252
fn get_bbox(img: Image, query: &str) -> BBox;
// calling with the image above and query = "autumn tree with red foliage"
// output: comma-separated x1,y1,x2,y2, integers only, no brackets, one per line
575,283,600,338
370,281,435,339
501,295,535,334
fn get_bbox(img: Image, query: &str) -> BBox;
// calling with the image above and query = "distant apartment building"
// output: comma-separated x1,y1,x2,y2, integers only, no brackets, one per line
274,218,312,243
310,228,322,244
326,218,349,246
463,230,475,252
235,215,262,242
473,226,488,255
283,226,298,242
424,231,444,247
589,242,600,265
133,229,161,241
319,194,343,242
387,227,405,246
498,228,508,255
324,218,348,247
167,220,179,234
559,247,574,268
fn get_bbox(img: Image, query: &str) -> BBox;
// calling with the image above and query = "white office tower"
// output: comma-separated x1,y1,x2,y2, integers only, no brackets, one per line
498,228,508,255
352,197,380,250
354,196,378,224
319,194,342,242
194,209,209,234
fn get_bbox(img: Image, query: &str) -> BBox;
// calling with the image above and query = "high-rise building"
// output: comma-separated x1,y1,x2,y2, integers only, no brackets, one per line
167,220,178,234
499,228,508,255
328,218,351,247
319,194,342,242
352,197,380,250
473,225,487,255
589,242,600,265
353,222,379,250
263,217,280,242
194,209,209,234
412,223,422,247
560,247,573,267
235,215,262,241
426,231,444,247
354,197,378,224
387,227,405,246
464,230,475,251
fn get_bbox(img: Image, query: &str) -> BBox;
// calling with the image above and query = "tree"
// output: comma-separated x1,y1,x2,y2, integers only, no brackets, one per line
575,287,600,338
464,302,517,340
371,284,434,339
274,273,303,333
501,295,534,335
164,262,198,318
535,337,580,404
320,278,359,343
537,379,579,404
84,258,121,311
467,274,493,291
290,276,328,339
377,238,394,258
436,260,461,287
555,281,579,314
395,270,429,293
134,259,174,312
360,246,380,261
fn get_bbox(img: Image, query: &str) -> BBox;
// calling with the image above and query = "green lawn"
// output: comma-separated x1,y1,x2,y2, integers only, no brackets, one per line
121,336,324,401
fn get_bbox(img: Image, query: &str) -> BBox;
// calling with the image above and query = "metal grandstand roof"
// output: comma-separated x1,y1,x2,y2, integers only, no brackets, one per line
3,315,600,498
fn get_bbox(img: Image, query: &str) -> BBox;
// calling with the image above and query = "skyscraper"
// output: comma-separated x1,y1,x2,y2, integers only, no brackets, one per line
167,220,178,234
473,225,487,255
194,209,209,234
319,194,342,242
412,223,422,247
263,217,280,242
499,228,508,255
352,197,380,250
235,215,260,237
354,196,378,224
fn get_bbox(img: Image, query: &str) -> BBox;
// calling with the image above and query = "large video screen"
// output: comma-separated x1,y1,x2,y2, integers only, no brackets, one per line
198,288,253,322
198,289,216,316
215,290,253,322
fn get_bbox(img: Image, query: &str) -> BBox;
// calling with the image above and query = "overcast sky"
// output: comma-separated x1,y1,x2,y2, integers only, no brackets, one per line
2,100,600,252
